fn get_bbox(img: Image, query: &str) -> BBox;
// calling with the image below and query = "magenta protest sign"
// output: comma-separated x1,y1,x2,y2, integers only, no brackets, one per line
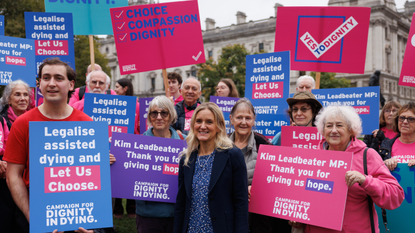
249,145,353,231
110,0,205,75
281,126,323,150
399,13,415,87
110,132,186,203
274,7,370,74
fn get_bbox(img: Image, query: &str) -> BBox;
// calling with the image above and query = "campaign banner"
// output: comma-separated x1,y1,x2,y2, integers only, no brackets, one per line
249,145,353,230
0,15,4,36
29,121,112,232
275,7,370,74
375,164,415,231
210,96,238,134
110,0,205,75
110,132,186,202
139,97,154,134
312,86,379,135
245,51,290,138
83,93,137,143
0,35,36,87
399,13,415,87
45,0,128,35
25,12,75,74
281,126,322,150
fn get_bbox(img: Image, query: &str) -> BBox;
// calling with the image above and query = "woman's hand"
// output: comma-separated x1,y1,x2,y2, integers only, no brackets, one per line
289,220,304,229
345,171,366,186
384,158,398,171
248,185,251,202
0,161,7,179
408,159,415,167
372,129,379,137
109,154,116,165
74,227,94,233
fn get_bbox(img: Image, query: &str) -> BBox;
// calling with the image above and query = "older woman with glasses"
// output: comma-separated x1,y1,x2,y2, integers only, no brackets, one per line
379,102,415,171
135,95,184,233
271,91,322,145
364,101,401,152
291,105,404,233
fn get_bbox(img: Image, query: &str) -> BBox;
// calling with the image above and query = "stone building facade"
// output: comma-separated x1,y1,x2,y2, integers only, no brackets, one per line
99,0,415,104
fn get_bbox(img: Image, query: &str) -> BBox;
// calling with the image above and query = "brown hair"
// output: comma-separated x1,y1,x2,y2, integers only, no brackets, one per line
393,102,415,134
217,78,239,98
38,58,76,99
167,72,183,86
379,101,401,128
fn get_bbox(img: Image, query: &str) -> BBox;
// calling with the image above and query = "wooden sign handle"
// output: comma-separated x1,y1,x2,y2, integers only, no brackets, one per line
162,69,171,97
315,72,321,89
89,35,95,71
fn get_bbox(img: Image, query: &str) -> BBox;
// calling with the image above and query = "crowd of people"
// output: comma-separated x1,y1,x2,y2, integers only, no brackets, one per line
0,58,410,233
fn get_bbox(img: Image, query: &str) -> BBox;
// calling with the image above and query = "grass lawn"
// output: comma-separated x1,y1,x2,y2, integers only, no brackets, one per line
113,199,136,233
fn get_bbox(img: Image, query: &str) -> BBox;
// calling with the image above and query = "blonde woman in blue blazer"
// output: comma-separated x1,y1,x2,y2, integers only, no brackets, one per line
174,102,248,233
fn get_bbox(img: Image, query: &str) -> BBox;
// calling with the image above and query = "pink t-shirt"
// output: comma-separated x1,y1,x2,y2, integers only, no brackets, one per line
381,127,398,139
392,138,415,163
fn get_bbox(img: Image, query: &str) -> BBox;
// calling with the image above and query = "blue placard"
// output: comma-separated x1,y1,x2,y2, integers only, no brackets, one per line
210,96,239,134
245,51,291,138
139,97,154,134
83,93,137,142
29,121,112,232
0,35,36,87
311,86,379,135
0,15,4,36
375,164,415,231
45,0,128,35
25,12,75,75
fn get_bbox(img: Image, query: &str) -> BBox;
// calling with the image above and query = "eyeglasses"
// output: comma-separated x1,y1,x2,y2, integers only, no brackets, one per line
149,111,169,119
292,107,311,113
216,85,228,91
398,116,415,123
385,109,398,114
90,80,106,86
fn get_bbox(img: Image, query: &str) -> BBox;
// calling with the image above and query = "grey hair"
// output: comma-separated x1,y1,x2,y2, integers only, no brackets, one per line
315,105,362,137
147,95,178,126
0,80,32,111
86,70,111,85
296,75,316,89
181,77,201,91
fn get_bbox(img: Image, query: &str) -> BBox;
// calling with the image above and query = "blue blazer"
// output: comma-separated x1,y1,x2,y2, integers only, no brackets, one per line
173,147,249,233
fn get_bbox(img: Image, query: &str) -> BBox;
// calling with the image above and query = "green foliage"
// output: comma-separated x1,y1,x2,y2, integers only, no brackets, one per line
310,72,351,89
74,36,111,88
197,44,249,100
1,0,45,38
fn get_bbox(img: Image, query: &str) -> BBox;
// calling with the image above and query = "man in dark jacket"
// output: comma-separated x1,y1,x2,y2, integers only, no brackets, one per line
173,77,202,135
369,70,385,107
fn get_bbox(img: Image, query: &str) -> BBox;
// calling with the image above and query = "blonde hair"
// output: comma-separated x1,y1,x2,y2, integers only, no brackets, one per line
182,102,233,166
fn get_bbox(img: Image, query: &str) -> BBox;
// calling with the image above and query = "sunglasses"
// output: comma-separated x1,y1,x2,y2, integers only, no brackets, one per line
292,107,311,113
149,111,169,119
398,116,415,123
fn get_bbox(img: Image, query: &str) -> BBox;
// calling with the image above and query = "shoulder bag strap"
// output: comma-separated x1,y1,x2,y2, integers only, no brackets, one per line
364,148,375,233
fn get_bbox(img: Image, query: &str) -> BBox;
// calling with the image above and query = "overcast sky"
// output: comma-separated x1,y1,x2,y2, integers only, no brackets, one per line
158,0,409,30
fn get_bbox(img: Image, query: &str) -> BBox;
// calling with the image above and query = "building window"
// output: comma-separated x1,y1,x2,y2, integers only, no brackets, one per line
105,47,109,53
299,71,306,76
191,66,197,77
259,43,264,52
208,50,213,58
151,78,155,92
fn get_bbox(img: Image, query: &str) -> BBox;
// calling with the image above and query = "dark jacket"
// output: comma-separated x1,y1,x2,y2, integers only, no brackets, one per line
363,129,385,153
174,147,249,233
378,134,400,161
173,100,201,135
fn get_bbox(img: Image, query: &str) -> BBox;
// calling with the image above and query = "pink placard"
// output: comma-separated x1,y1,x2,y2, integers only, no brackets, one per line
249,145,353,231
399,13,415,87
110,0,205,75
35,40,69,56
281,126,323,150
274,7,370,74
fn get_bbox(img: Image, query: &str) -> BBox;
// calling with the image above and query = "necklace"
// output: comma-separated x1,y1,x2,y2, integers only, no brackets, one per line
197,150,215,169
